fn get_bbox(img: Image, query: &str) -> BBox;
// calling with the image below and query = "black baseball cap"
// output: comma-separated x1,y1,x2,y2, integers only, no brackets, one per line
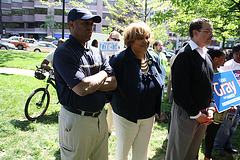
232,43,240,53
67,8,101,24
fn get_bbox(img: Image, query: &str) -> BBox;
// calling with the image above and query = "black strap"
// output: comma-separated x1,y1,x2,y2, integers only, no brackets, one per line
63,106,101,117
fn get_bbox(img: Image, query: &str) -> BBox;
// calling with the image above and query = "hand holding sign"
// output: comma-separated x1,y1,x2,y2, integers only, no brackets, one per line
213,70,240,113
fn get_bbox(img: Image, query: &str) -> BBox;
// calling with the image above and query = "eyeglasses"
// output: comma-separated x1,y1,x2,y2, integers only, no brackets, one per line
200,29,214,35
110,37,120,42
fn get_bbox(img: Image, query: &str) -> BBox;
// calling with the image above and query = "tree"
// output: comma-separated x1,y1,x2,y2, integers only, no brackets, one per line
40,11,61,37
40,0,87,8
103,0,163,31
153,0,240,48
103,0,169,45
151,25,168,44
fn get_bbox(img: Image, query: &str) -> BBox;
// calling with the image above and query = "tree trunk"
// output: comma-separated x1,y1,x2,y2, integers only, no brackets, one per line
144,0,147,22
222,36,226,49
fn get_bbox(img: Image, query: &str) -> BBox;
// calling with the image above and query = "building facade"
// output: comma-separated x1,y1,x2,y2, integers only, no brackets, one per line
0,0,112,39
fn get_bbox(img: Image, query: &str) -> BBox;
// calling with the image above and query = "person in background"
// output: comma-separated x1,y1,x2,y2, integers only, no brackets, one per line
152,40,168,69
91,39,98,48
165,18,215,160
151,40,167,123
214,43,240,156
105,30,121,136
195,47,227,160
53,8,117,160
109,22,164,160
41,38,65,73
107,31,121,42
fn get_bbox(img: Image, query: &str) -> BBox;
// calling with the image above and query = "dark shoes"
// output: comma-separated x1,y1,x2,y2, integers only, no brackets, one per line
223,148,238,154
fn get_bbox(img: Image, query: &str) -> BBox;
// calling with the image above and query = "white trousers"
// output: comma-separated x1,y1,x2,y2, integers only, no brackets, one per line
107,104,114,133
113,111,154,160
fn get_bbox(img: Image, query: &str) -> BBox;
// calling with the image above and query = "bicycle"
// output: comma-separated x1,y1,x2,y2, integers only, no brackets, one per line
25,66,56,121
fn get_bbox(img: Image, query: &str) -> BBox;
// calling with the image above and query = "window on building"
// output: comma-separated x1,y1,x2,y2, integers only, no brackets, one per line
27,23,35,28
12,0,22,2
35,8,47,14
2,10,11,16
54,9,67,16
23,8,34,15
6,22,24,28
54,0,71,2
76,0,97,5
103,0,115,6
91,11,97,15
12,9,23,16
2,0,11,3
102,13,112,19
34,22,45,28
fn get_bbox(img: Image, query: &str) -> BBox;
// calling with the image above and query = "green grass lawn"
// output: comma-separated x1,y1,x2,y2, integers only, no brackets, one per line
0,50,240,159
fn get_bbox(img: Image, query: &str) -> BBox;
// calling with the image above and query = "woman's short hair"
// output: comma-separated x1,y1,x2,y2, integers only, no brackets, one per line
189,18,212,38
123,22,152,47
207,47,225,60
107,31,121,41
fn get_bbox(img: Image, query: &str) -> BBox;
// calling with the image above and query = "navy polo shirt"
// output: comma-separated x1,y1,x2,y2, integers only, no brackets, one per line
53,35,114,112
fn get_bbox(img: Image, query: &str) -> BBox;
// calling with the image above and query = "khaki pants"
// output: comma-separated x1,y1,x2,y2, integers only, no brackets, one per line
59,106,108,160
165,102,207,160
113,111,154,160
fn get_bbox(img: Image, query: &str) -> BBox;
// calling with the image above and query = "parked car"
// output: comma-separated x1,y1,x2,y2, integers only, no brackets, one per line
10,38,37,50
162,48,175,59
52,40,58,46
26,42,57,52
1,36,23,43
0,41,17,50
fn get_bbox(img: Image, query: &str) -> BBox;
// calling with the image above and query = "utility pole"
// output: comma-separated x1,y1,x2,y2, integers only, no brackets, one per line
62,0,65,39
144,0,147,22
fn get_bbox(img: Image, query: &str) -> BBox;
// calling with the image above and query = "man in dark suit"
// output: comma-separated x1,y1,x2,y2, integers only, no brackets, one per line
165,18,216,160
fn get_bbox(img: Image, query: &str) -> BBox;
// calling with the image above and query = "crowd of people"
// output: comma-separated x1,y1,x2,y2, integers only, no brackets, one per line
40,7,240,160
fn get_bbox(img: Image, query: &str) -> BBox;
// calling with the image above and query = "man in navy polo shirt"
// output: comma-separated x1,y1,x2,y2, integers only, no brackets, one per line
53,8,117,160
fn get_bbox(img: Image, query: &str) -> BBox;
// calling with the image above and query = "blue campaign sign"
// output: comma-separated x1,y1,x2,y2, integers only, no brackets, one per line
233,70,240,85
99,42,118,52
213,70,240,113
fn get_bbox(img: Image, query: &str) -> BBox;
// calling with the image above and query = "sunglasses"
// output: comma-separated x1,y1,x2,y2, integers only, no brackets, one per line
110,37,120,42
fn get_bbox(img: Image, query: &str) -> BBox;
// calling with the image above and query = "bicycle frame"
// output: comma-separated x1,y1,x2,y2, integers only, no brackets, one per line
36,70,55,108
46,70,56,90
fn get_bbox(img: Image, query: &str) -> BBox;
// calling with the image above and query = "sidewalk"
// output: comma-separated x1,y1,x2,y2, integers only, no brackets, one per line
0,67,35,77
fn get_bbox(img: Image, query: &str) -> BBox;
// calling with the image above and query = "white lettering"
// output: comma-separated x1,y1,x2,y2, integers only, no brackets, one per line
218,78,227,83
214,82,223,96
214,81,237,97
229,81,236,95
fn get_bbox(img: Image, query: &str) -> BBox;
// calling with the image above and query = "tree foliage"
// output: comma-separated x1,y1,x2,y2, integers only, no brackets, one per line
103,0,168,44
153,0,240,48
103,0,162,31
40,11,61,37
40,0,87,9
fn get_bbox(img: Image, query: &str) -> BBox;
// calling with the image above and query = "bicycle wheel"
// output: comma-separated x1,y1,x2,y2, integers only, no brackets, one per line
25,88,50,121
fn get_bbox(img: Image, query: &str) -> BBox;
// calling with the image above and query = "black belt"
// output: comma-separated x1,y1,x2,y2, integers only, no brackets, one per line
63,105,101,117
